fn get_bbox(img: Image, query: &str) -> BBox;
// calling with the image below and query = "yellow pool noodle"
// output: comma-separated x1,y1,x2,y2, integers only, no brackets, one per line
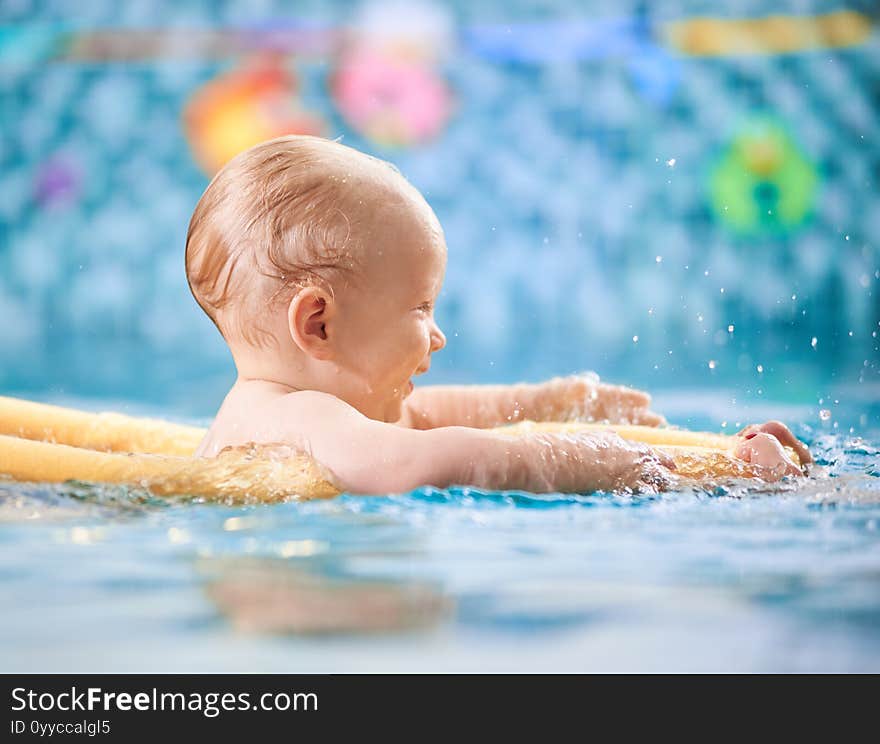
507,420,735,449
0,396,792,499
0,396,203,455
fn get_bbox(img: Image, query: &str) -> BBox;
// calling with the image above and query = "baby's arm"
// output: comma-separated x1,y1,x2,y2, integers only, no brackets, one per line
399,376,665,430
285,391,676,495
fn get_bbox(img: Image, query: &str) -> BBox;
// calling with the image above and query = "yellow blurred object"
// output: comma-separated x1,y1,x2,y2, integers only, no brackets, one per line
0,396,803,500
506,420,734,450
664,10,871,56
183,57,325,175
0,396,203,455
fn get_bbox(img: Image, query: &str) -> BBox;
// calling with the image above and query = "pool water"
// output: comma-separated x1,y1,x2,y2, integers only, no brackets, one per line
2,391,879,672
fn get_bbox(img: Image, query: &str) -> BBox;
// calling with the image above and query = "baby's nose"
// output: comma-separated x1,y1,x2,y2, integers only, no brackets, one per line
431,323,447,352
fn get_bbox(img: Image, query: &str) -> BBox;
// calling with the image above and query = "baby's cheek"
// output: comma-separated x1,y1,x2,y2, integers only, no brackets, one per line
417,324,433,356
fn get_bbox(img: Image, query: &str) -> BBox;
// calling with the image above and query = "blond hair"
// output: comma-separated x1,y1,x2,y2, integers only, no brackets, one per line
185,135,403,347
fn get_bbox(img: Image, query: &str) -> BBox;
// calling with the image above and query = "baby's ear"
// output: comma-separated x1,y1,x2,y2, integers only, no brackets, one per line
287,287,333,359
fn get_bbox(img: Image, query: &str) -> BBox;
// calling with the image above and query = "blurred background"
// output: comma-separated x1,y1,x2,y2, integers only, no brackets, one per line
1,0,878,421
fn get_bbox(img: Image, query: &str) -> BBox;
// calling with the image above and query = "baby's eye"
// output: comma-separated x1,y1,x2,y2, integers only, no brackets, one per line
416,302,434,313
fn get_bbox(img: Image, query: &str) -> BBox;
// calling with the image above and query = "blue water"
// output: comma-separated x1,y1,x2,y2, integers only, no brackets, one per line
2,391,879,672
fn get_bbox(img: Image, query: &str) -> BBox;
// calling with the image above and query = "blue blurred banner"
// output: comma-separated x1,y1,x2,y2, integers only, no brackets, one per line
0,1,877,412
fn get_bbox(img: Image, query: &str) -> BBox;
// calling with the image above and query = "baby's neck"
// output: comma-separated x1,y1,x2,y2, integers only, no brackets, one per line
231,352,350,406
230,344,375,419
231,343,315,395
234,375,302,395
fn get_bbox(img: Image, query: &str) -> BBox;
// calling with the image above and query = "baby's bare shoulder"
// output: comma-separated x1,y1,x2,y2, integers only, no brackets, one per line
198,389,360,457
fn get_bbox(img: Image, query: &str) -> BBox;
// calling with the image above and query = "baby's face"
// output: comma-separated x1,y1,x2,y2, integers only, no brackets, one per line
332,198,447,422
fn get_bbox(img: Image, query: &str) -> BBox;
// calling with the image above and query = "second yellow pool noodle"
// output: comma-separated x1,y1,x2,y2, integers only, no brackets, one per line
0,395,784,499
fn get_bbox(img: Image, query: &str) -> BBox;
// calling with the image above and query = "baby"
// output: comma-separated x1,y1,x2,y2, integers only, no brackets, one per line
186,135,810,495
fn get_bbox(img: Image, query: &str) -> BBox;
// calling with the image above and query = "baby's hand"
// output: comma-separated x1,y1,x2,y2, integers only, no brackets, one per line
737,421,812,465
532,375,666,427
733,421,810,480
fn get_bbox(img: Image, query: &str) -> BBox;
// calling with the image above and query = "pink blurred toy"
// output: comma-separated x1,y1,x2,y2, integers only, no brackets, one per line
332,47,453,147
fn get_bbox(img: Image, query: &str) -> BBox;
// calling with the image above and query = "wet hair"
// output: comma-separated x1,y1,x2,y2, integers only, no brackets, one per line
185,134,407,347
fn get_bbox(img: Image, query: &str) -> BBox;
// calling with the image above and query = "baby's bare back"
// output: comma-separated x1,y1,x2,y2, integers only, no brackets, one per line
195,381,311,458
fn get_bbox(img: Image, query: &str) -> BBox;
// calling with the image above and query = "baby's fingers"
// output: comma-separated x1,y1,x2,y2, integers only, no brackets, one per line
630,408,667,427
610,384,652,408
734,432,804,479
755,421,813,465
739,421,812,465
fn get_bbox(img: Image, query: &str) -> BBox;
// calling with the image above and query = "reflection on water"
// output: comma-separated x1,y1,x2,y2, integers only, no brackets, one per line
1,419,879,671
200,556,451,635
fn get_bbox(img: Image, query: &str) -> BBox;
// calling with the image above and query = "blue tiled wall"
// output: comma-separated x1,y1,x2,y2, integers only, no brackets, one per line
1,1,878,414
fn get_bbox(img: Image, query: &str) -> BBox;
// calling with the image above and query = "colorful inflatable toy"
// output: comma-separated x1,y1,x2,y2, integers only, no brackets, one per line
331,47,453,147
184,56,326,176
710,119,818,234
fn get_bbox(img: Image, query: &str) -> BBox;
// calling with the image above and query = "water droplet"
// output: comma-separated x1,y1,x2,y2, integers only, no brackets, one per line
666,158,676,167
708,360,717,369
632,335,639,343
819,409,832,421
728,324,735,333
845,234,850,240
167,527,189,544
655,255,663,263
811,337,818,348
756,364,763,373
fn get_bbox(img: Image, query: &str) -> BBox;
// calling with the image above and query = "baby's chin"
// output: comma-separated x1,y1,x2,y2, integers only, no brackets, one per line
383,382,414,422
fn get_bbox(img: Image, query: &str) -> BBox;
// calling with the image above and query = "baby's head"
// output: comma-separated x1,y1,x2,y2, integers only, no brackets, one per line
186,135,447,422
